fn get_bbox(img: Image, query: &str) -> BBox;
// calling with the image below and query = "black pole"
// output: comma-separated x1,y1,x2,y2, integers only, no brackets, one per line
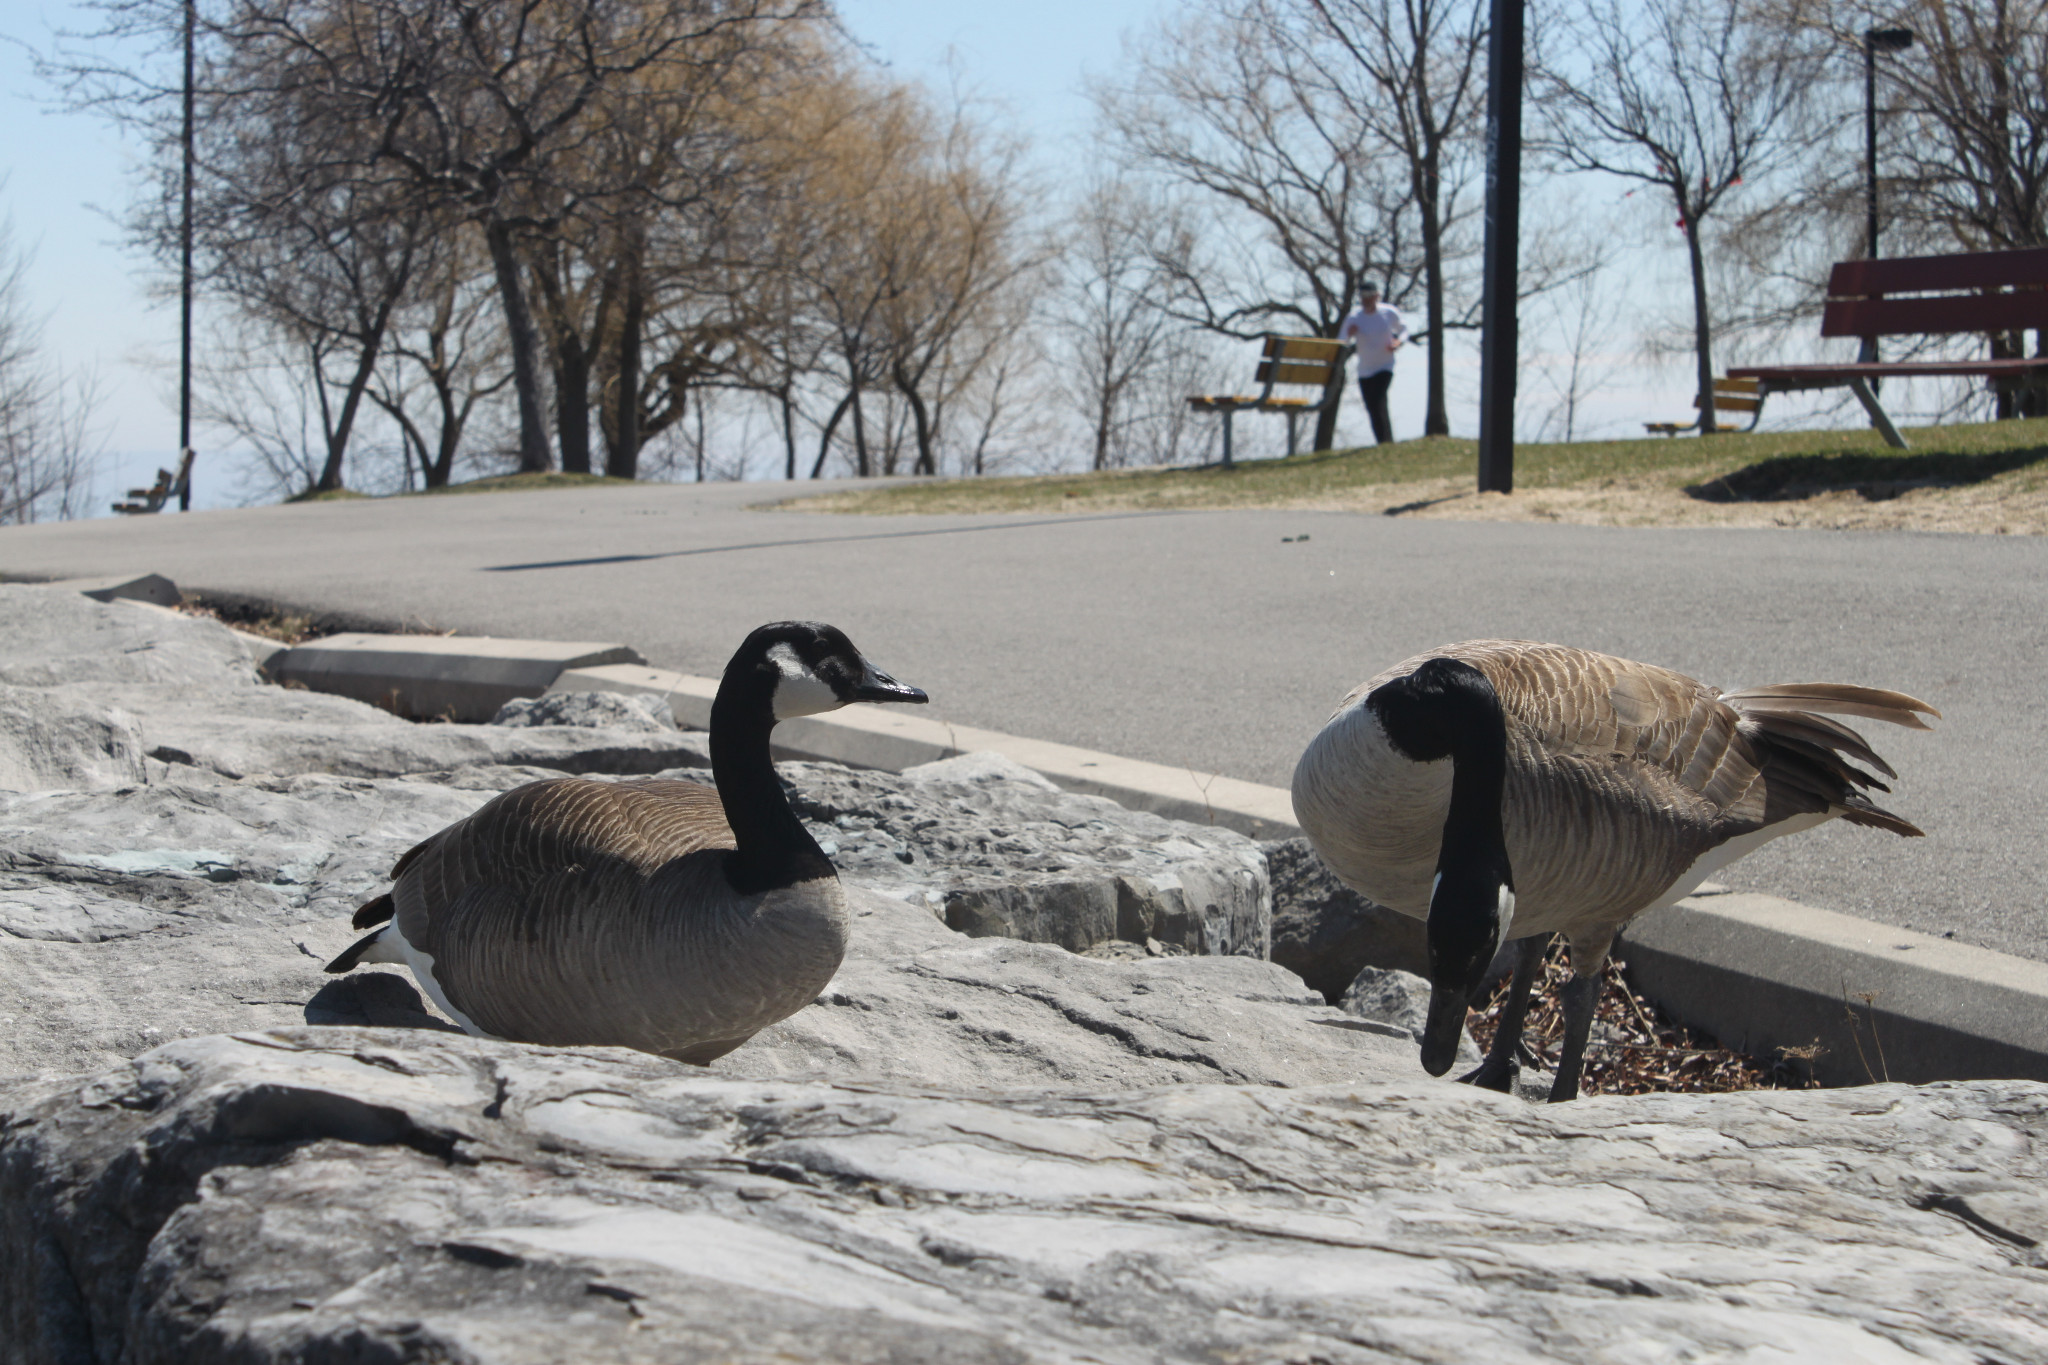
1859,29,1913,373
1476,0,1523,494
178,0,195,510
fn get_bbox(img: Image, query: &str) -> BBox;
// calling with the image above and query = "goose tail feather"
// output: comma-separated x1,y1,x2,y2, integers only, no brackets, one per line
352,891,395,931
1722,683,1940,730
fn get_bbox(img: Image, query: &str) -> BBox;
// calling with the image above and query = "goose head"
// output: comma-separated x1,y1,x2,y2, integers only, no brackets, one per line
1366,656,1516,1077
728,621,929,722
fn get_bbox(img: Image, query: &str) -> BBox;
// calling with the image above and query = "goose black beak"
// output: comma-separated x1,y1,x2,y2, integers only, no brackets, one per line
851,666,928,705
1419,982,1470,1077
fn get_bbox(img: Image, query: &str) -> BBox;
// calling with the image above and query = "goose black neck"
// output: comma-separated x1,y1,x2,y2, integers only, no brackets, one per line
710,669,833,896
1373,658,1515,993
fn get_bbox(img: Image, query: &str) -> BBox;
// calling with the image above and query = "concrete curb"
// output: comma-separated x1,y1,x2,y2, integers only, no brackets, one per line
79,599,2048,1089
551,662,1300,840
274,634,645,723
1621,892,2048,1087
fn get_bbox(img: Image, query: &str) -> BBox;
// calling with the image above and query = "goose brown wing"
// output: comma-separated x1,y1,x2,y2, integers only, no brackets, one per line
1437,641,1927,838
384,777,734,965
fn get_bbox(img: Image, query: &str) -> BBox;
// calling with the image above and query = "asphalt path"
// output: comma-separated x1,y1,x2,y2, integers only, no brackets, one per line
5,480,2043,962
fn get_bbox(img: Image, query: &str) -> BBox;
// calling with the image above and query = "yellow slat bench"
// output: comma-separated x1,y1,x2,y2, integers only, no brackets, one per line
113,448,195,514
1644,377,1761,436
1188,334,1355,467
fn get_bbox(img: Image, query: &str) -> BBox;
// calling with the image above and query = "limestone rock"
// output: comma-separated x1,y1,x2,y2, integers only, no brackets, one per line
0,585,261,688
783,752,1270,958
1266,835,1428,999
493,689,679,731
0,684,146,793
3,1028,2043,1364
0,764,1386,1089
40,681,713,781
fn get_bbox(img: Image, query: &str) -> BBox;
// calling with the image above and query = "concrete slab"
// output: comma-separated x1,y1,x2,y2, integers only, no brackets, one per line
46,572,182,608
1622,891,2048,1087
279,634,645,722
550,662,1301,840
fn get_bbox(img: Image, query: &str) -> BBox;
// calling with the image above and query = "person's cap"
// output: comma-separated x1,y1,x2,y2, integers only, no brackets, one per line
1358,281,1381,295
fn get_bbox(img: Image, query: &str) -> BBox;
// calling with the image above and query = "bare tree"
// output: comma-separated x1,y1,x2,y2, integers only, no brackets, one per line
1526,265,1624,441
1052,178,1189,470
1095,0,1423,451
1291,0,1490,436
0,214,101,523
1537,0,1825,432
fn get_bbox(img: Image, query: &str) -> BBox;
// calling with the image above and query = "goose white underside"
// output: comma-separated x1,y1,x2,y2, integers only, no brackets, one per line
1641,810,1833,914
353,924,499,1039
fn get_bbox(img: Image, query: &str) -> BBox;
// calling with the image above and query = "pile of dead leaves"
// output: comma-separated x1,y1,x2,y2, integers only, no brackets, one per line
1466,938,1819,1097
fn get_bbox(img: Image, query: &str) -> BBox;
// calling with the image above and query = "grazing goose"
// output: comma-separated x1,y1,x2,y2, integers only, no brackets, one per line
324,621,927,1063
1292,640,1936,1101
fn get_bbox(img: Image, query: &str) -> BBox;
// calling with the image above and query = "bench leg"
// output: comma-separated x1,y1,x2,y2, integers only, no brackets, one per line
1847,376,1908,449
1221,410,1234,468
1285,411,1299,457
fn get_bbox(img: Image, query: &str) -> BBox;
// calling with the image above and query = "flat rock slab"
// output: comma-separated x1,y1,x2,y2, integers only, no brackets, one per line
0,585,262,689
3,1028,2043,1364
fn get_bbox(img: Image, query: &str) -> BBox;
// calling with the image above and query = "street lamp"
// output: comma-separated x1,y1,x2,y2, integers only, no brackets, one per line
1862,25,1914,365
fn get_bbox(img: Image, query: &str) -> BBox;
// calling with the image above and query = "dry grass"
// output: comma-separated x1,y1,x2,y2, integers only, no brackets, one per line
773,417,2048,535
1467,938,1818,1097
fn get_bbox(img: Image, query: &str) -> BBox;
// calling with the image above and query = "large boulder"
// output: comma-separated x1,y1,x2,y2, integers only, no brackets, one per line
2,1029,2041,1365
1266,835,1428,999
0,684,146,793
784,752,1269,959
0,585,262,688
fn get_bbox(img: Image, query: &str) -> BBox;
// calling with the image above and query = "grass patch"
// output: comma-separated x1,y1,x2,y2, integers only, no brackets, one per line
771,417,2048,534
416,471,637,496
285,471,635,503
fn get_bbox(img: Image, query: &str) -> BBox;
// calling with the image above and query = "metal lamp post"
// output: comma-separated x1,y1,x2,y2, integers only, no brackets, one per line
1861,25,1914,366
178,0,195,510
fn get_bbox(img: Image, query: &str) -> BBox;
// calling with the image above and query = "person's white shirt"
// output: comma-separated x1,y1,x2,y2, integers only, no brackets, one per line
1339,302,1407,377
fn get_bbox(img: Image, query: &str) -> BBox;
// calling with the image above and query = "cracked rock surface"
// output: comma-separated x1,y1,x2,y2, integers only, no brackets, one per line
4,1029,2044,1364
779,752,1270,958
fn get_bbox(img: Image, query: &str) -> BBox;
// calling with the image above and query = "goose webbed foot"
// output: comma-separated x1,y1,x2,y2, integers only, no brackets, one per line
1458,932,1548,1095
1458,1050,1520,1092
1547,969,1605,1102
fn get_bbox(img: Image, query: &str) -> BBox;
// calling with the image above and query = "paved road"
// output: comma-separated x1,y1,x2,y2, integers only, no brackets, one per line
6,482,2044,962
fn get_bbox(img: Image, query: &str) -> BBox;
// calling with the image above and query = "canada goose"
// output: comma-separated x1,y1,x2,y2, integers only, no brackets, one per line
1292,640,1936,1101
324,621,927,1063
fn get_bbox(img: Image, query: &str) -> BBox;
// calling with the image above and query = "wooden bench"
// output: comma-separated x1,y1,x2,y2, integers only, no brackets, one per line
1727,247,2048,448
1187,335,1355,467
113,448,194,515
1645,378,1758,436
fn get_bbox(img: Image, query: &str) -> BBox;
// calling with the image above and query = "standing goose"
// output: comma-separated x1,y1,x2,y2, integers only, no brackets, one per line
325,621,927,1063
1292,640,1936,1101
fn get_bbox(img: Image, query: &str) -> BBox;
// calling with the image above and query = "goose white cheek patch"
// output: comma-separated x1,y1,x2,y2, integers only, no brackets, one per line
767,643,843,719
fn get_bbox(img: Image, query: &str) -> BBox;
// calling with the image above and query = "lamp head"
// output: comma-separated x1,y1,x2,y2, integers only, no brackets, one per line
1865,26,1914,52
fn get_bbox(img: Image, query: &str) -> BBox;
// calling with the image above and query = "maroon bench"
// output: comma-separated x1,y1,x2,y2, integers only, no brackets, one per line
1727,246,2048,448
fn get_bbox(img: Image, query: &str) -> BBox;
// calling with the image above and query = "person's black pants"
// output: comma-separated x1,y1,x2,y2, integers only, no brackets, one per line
1358,369,1394,444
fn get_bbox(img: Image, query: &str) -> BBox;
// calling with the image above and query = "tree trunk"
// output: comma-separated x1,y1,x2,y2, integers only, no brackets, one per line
849,378,871,477
780,385,798,481
810,392,853,478
314,329,388,492
609,262,644,480
896,363,937,475
1313,335,1344,452
484,218,553,473
1683,202,1716,434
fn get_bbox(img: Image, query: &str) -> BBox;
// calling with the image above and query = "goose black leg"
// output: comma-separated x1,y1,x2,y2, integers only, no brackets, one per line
1460,933,1549,1092
1547,969,1606,1102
